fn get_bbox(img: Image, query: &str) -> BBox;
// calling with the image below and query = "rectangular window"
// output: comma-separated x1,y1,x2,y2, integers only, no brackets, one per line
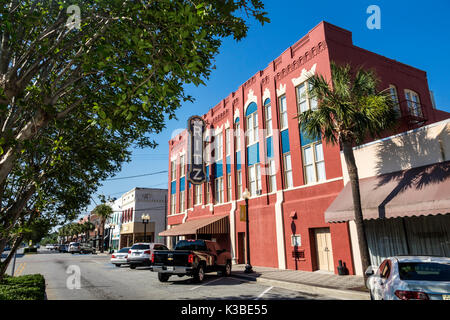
237,170,242,199
215,132,223,161
179,190,185,212
227,174,232,201
279,95,288,130
268,159,277,193
302,142,326,184
170,193,176,214
283,153,293,189
246,113,258,145
180,155,185,177
225,128,231,156
265,103,273,136
215,177,223,204
170,160,176,181
194,184,201,205
235,123,241,151
296,81,317,114
248,164,261,196
308,81,318,110
205,183,210,204
188,187,193,209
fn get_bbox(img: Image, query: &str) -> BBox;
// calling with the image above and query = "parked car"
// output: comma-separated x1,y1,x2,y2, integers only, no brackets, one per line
127,243,168,269
46,244,57,251
151,239,232,283
68,242,80,254
111,247,130,267
57,244,68,253
367,256,450,300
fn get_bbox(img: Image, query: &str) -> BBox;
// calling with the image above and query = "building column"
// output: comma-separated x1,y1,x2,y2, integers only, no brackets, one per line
229,201,237,264
275,190,286,269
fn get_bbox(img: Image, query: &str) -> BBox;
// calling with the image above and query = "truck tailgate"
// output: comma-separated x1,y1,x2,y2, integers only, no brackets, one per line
153,250,192,267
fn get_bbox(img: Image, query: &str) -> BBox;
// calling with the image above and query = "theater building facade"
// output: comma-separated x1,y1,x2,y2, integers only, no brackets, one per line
160,21,450,275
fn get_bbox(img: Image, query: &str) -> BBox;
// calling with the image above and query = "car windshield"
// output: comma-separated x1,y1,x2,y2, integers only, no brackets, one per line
71,243,79,247
131,244,150,250
174,240,207,251
398,262,450,281
118,248,130,253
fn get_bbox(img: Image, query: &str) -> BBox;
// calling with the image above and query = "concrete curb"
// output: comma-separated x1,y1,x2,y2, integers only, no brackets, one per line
232,273,370,300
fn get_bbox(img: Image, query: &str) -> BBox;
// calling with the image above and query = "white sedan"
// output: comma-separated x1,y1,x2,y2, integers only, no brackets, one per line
367,256,450,300
110,247,130,267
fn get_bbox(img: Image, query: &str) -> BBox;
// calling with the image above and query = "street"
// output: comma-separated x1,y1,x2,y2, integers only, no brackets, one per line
4,249,337,300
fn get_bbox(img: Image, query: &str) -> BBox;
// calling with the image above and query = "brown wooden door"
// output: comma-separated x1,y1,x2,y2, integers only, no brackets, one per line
314,228,334,272
237,232,245,264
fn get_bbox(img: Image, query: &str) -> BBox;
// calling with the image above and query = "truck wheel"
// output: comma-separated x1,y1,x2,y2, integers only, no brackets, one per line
115,264,121,268
194,264,205,283
158,273,170,282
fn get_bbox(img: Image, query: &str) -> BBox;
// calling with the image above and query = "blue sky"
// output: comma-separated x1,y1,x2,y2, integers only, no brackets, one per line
85,0,450,215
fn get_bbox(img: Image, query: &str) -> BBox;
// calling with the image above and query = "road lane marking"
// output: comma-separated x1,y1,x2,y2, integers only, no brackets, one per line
189,277,225,290
255,286,273,300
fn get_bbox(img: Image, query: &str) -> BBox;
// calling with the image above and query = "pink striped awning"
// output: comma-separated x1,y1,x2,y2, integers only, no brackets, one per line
159,215,229,236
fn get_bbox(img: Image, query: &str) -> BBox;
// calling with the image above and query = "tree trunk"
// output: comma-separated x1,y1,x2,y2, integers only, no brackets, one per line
0,235,24,281
342,140,371,283
100,221,105,253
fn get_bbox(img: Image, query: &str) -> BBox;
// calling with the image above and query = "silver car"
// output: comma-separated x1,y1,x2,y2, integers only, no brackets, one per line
127,243,168,269
111,247,130,267
367,256,450,300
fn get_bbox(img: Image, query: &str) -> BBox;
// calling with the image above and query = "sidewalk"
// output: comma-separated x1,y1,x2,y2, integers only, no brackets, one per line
231,264,370,300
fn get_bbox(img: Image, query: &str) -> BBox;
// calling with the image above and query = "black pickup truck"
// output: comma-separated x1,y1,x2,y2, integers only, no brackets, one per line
151,239,232,282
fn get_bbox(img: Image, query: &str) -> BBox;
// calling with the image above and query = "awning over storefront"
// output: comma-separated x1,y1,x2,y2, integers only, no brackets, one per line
159,215,229,236
325,161,450,223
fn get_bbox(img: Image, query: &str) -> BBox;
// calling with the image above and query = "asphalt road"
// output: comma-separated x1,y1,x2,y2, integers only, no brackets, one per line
4,249,336,300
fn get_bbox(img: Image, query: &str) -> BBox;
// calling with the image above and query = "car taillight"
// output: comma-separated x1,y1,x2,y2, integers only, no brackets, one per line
144,250,151,254
111,255,116,258
188,254,194,264
151,253,155,263
395,290,429,300
128,250,131,254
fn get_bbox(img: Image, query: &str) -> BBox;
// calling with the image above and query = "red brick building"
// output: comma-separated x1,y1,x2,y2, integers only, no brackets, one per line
161,21,449,275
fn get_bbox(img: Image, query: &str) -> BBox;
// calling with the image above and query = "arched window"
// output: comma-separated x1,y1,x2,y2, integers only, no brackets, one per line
404,89,422,117
245,102,261,196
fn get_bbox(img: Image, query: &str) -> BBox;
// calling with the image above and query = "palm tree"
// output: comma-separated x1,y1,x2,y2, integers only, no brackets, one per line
82,221,95,243
297,62,397,280
92,204,113,253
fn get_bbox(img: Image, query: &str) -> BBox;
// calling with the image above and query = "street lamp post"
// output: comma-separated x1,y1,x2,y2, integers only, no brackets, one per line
108,224,115,253
141,214,150,242
242,189,253,273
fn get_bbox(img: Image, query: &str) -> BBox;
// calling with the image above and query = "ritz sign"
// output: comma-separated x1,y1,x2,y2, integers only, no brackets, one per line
187,116,206,184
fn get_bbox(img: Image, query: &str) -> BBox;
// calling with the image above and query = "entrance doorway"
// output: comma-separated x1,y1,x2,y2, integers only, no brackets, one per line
314,228,334,272
237,232,246,264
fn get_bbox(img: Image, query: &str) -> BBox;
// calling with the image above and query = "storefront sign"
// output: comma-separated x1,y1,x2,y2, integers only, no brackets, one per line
240,205,246,222
187,115,206,184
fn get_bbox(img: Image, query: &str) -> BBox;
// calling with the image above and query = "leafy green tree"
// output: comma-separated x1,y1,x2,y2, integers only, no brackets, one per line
0,0,268,278
297,62,397,280
91,203,113,253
